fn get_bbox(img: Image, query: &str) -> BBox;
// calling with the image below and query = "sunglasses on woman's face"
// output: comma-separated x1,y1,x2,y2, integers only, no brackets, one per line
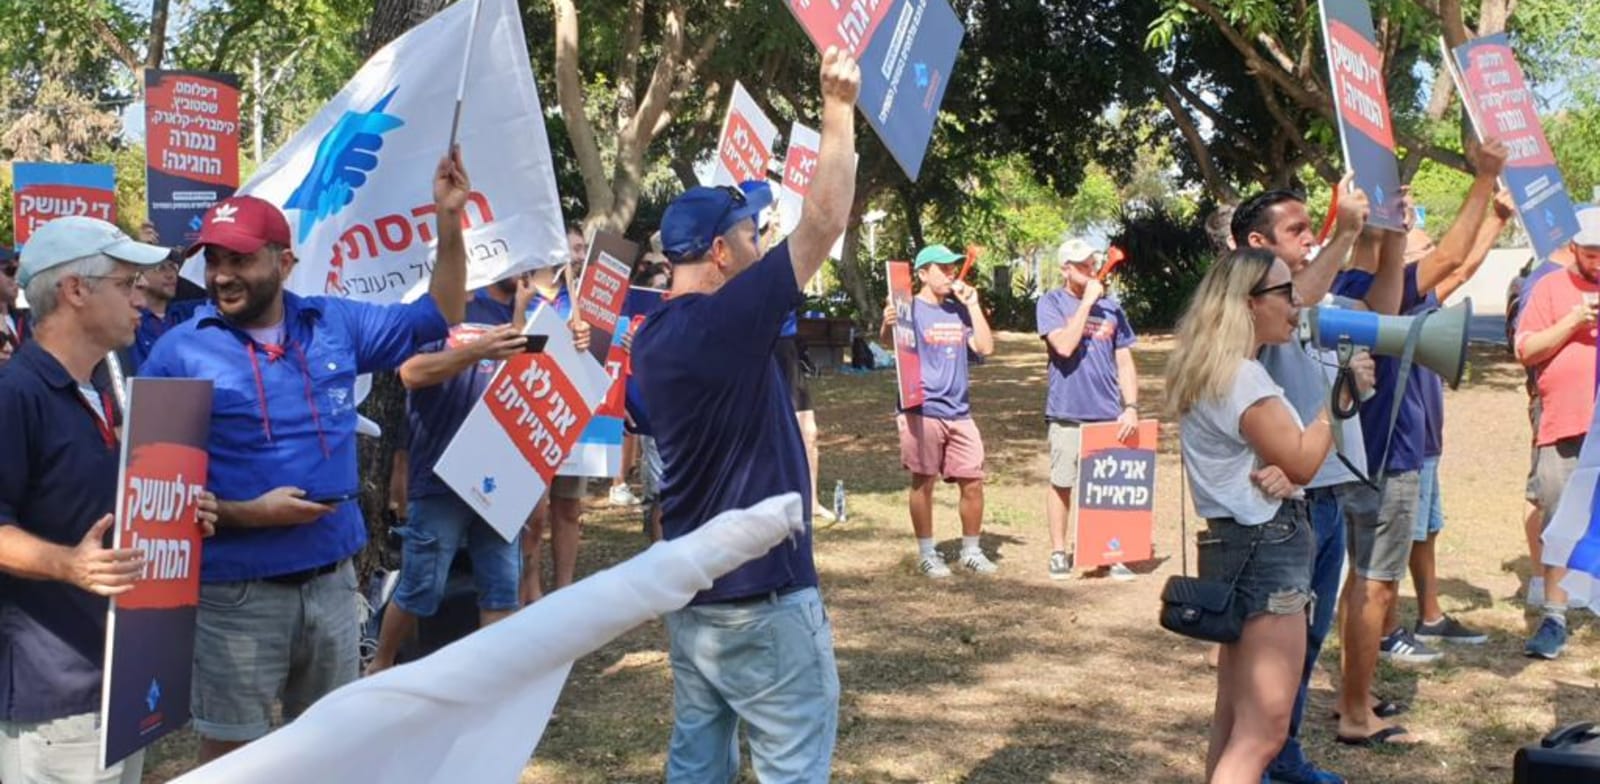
1251,280,1295,301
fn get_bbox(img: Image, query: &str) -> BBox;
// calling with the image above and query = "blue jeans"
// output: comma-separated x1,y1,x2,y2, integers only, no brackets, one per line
1268,485,1348,776
394,493,521,615
663,587,839,783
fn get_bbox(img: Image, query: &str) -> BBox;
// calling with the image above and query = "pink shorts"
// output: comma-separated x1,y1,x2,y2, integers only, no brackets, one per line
897,413,986,481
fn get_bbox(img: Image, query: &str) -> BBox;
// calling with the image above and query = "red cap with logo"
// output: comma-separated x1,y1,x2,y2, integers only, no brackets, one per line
184,195,293,258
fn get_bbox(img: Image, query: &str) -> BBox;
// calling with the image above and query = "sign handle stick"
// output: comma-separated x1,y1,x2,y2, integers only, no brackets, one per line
446,0,486,151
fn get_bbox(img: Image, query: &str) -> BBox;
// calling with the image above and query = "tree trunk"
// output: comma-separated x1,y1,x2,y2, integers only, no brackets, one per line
354,0,450,583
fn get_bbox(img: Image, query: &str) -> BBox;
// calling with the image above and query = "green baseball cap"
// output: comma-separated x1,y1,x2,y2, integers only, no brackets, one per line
913,244,963,269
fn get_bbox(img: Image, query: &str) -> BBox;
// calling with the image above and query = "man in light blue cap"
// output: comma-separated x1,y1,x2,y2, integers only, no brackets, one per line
0,215,185,784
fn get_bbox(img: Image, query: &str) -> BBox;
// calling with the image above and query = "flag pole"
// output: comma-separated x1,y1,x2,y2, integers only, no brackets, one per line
447,0,486,151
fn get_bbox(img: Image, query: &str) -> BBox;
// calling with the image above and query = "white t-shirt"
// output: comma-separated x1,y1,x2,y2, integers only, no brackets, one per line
78,383,109,424
1181,359,1304,525
1257,293,1367,488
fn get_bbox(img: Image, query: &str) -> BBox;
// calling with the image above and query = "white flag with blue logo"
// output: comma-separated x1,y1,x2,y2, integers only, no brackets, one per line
1539,388,1600,606
215,0,565,303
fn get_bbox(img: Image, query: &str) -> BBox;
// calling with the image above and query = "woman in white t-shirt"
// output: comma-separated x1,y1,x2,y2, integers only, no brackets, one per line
1165,247,1334,783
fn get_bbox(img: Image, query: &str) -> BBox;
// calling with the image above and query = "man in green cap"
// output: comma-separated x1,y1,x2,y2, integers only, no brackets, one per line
880,244,996,577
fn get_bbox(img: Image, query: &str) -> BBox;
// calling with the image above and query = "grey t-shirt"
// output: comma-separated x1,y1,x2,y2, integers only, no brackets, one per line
1258,300,1368,488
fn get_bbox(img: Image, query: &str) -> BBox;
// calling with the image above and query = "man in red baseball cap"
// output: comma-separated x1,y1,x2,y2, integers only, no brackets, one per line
138,150,471,763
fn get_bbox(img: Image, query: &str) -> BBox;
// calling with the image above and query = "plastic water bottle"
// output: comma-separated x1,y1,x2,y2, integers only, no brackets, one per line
833,480,847,523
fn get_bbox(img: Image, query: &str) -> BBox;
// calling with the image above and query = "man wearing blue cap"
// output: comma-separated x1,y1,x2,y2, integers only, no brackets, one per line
632,48,859,782
879,244,997,578
0,216,219,783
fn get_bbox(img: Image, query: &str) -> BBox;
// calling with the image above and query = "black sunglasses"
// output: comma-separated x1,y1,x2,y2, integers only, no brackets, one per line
1250,280,1295,300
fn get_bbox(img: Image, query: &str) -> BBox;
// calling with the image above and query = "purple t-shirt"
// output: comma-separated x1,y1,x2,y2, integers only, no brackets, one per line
1036,289,1135,422
904,296,976,420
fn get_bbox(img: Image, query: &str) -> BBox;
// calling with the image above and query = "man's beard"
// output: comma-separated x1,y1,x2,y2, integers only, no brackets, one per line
209,276,281,326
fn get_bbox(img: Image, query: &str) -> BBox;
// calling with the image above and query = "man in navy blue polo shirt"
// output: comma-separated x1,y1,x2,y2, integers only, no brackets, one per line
365,277,536,674
632,48,858,783
138,150,471,762
0,216,218,783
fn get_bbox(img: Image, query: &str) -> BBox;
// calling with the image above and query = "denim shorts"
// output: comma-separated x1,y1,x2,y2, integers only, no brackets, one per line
395,492,522,615
1198,501,1314,619
1414,457,1446,541
192,561,359,741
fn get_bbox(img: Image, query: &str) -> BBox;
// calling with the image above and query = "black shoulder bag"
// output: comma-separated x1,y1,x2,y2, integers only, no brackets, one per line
1159,452,1258,643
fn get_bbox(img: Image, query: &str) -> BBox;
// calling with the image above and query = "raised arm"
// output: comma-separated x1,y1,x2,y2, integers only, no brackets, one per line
1435,189,1513,302
1417,139,1507,295
1295,173,1370,304
428,147,471,325
788,48,861,289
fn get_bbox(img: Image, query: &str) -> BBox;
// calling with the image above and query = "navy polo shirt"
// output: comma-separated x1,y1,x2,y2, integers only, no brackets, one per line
633,240,816,604
0,343,123,722
139,290,448,582
407,290,513,500
127,299,202,372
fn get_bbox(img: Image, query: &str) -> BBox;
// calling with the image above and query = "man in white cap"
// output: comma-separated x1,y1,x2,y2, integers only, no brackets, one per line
1516,204,1600,660
0,216,219,783
1036,238,1139,579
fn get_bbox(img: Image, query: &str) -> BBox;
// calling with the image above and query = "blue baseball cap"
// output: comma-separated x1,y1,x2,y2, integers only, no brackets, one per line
660,183,774,262
913,244,964,269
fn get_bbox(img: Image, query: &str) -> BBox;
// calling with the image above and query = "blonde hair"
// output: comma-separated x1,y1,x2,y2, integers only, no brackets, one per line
1164,248,1279,417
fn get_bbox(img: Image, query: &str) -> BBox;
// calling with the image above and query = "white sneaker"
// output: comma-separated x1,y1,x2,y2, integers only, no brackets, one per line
959,549,999,574
1108,563,1136,582
918,553,952,578
608,484,642,507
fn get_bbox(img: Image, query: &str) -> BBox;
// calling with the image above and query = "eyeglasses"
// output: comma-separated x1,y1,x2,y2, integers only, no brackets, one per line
81,273,145,294
1250,280,1295,301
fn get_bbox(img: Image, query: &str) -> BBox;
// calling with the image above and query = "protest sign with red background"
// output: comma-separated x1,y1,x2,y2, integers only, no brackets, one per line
887,260,924,410
11,162,117,248
1072,420,1157,570
101,378,212,768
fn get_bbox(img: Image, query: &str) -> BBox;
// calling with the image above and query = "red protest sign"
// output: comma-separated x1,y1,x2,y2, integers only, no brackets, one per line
785,0,895,60
1324,21,1395,150
719,111,772,185
115,442,208,611
887,261,924,410
782,140,820,198
484,351,594,482
144,71,242,189
1072,420,1157,570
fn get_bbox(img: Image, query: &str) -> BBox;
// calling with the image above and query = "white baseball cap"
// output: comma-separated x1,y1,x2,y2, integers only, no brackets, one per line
1572,206,1600,248
1057,238,1097,265
18,216,170,287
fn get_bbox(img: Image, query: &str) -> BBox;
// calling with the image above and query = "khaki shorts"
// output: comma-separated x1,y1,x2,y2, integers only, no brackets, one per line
1534,437,1582,530
1048,421,1085,489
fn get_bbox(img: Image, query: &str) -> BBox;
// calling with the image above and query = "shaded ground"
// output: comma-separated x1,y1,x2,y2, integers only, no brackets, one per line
147,333,1598,783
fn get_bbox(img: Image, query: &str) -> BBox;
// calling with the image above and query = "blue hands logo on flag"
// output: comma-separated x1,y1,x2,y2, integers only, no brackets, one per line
285,87,406,242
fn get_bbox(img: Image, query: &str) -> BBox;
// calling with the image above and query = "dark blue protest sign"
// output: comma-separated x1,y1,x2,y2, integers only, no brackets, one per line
1450,34,1579,261
784,0,963,181
100,378,212,768
145,69,241,247
1318,0,1405,230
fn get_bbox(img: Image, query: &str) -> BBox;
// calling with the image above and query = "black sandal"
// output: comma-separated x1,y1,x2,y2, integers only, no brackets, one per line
1336,725,1416,747
1331,699,1408,720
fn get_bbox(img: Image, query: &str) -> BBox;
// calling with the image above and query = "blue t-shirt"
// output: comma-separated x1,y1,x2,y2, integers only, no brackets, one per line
632,240,815,604
140,291,448,582
903,297,976,420
1036,289,1135,422
407,291,514,500
0,344,123,722
1333,265,1430,475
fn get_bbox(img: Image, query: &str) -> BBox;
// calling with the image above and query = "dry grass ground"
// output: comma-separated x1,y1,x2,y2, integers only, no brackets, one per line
146,331,1600,783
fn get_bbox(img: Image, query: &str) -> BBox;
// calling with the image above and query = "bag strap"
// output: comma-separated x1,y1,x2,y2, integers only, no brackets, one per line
1372,310,1429,484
